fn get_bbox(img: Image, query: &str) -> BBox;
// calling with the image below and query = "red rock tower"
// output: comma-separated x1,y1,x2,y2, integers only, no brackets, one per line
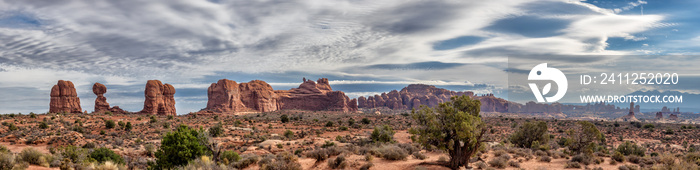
139,80,177,115
49,80,82,113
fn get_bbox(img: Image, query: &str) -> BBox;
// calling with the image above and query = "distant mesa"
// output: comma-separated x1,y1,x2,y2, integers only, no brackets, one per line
669,113,679,121
139,80,177,115
276,78,357,112
358,84,474,110
92,82,129,114
358,84,515,113
49,80,82,113
201,78,357,114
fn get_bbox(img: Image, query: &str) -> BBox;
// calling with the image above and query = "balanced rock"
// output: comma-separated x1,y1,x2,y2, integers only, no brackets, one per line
139,80,176,115
49,80,82,113
93,83,109,112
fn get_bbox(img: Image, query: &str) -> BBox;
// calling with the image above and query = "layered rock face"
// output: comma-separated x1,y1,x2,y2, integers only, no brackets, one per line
202,78,357,113
357,84,476,110
139,80,176,115
205,79,278,113
93,83,109,112
276,78,357,112
50,80,82,113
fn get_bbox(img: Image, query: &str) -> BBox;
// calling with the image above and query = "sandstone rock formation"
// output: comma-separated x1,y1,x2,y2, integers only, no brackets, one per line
355,84,520,112
655,112,664,120
205,79,278,113
668,114,679,121
615,102,639,122
49,80,82,113
139,80,176,115
276,78,357,112
93,83,109,112
202,78,357,113
92,83,129,114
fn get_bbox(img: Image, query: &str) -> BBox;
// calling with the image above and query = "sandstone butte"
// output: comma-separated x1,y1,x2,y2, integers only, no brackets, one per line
201,78,357,114
138,80,177,116
49,80,82,113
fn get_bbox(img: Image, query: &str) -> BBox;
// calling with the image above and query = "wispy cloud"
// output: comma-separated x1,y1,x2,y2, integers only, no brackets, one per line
0,0,696,114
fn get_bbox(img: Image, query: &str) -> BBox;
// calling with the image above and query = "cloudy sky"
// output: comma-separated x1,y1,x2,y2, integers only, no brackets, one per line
1,0,699,114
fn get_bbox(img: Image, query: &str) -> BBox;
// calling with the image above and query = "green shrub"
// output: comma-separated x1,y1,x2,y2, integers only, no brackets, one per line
232,154,259,169
322,141,335,148
281,115,289,123
371,125,395,143
413,152,427,160
348,118,355,126
361,118,371,124
118,121,125,128
152,124,209,169
376,145,408,161
56,145,89,164
510,121,549,149
508,160,520,168
149,116,157,123
616,141,645,156
104,119,115,129
6,123,17,131
612,151,625,162
306,149,329,161
566,121,603,154
208,122,223,137
627,155,642,164
327,154,347,169
565,161,582,168
219,150,241,164
488,157,507,168
325,121,334,127
89,147,124,164
259,152,301,170
643,124,655,129
19,147,48,166
0,145,8,153
539,156,552,162
284,130,294,139
124,122,132,131
0,152,15,170
144,144,155,156
39,122,49,129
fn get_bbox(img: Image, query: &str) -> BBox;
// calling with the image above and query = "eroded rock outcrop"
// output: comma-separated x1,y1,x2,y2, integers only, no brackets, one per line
93,83,109,112
357,84,476,110
202,78,357,113
139,80,176,115
92,83,129,114
49,80,82,113
276,78,357,112
668,114,679,121
205,79,278,113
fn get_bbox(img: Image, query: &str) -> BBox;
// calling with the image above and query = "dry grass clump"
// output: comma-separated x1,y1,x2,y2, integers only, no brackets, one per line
327,154,347,169
488,156,509,168
565,161,581,168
